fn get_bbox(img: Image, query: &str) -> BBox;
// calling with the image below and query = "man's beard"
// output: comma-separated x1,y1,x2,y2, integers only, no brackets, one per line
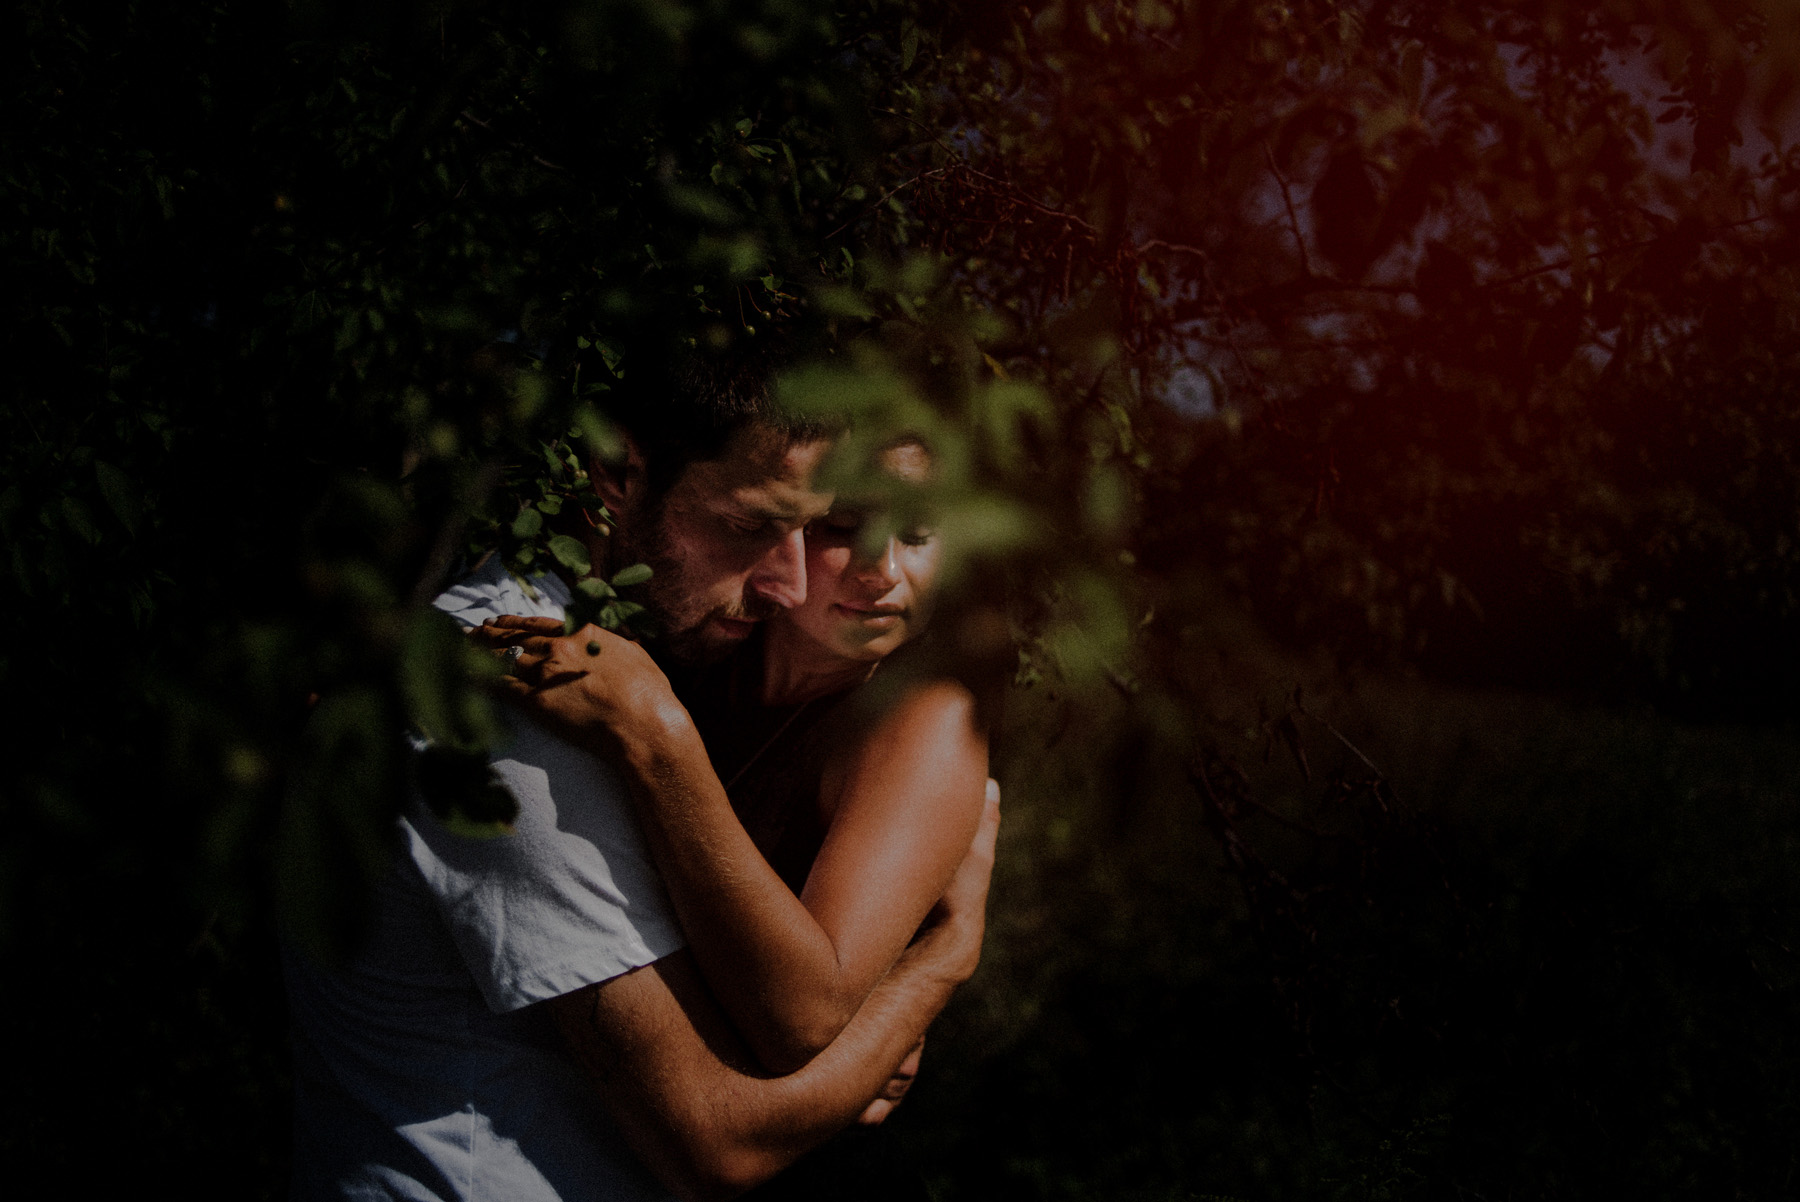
659,599,777,665
616,506,778,666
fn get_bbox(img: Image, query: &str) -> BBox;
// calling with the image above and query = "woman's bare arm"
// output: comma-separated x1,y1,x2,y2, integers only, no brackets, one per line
635,677,986,1070
478,617,988,1074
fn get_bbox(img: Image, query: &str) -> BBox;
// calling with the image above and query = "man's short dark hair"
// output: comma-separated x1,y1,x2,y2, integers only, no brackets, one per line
601,337,834,501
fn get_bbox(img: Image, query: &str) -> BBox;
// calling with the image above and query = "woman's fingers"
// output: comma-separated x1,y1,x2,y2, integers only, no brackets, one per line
897,1035,926,1079
469,620,660,722
482,614,565,633
973,781,1001,857
857,1036,927,1126
466,616,567,681
928,782,1000,955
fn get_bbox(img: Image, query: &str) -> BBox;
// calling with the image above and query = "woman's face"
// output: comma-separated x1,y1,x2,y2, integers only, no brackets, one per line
784,443,942,663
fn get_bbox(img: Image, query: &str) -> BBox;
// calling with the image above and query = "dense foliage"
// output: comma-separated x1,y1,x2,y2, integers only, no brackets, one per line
6,0,1799,1195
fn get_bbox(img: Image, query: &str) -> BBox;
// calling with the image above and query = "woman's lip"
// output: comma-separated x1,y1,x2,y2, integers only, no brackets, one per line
834,603,903,619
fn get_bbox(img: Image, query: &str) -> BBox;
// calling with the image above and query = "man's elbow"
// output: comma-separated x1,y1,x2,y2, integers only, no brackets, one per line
662,1137,785,1202
751,999,860,1076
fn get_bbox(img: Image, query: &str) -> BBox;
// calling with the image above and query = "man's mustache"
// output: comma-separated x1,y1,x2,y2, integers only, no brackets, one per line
723,594,784,624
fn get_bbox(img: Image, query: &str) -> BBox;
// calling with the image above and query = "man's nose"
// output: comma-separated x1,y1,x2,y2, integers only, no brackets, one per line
748,526,808,610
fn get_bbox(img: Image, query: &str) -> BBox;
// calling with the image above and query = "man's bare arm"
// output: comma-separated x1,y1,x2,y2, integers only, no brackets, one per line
545,788,998,1202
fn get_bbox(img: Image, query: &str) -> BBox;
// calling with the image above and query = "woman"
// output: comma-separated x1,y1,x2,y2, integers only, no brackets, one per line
489,438,991,1082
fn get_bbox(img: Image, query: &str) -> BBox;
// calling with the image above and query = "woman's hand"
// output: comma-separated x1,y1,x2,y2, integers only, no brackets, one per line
914,777,1001,986
857,782,998,1125
856,1037,925,1126
469,615,689,758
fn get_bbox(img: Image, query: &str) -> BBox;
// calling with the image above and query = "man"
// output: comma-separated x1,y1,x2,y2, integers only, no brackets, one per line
284,352,997,1201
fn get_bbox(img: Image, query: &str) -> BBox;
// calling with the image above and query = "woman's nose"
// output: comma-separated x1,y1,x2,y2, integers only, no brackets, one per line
852,536,901,588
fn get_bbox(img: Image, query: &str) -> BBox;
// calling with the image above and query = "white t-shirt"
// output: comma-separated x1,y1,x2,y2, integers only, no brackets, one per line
286,556,686,1201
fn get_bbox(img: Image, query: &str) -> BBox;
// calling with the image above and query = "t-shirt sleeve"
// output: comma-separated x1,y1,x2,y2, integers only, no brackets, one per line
404,714,687,1013
432,554,573,629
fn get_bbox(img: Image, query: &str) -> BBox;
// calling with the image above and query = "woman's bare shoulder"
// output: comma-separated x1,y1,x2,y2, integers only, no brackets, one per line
817,676,986,823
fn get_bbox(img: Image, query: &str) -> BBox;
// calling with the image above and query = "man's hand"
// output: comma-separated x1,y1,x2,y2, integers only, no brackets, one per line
469,615,688,759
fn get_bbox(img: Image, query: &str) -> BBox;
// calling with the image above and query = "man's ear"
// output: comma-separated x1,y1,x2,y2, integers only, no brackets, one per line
590,435,647,520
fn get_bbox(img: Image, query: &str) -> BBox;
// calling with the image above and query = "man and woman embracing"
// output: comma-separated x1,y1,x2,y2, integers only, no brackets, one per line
285,347,999,1201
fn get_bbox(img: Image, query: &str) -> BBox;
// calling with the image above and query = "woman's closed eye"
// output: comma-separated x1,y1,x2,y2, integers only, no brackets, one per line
807,511,867,541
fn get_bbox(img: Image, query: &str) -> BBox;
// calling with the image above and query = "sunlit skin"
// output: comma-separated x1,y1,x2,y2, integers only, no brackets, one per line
763,440,943,705
479,430,989,1085
598,424,836,664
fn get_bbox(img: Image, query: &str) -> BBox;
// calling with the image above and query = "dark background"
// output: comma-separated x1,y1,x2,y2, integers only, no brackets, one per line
6,1,1799,1196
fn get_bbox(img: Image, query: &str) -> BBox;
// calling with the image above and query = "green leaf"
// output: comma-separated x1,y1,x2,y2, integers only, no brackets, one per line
60,496,101,545
414,746,518,833
279,687,405,959
548,534,592,576
510,507,543,540
576,576,615,600
610,562,653,588
814,285,877,318
667,183,740,225
440,811,517,840
334,310,362,352
573,405,626,464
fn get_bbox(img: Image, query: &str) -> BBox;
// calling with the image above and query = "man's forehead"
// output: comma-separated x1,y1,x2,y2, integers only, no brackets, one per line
683,423,835,517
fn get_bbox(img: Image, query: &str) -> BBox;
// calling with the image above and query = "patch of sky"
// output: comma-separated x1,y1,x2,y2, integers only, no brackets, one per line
1160,362,1216,418
948,123,986,157
1575,341,1612,376
1598,30,1792,193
